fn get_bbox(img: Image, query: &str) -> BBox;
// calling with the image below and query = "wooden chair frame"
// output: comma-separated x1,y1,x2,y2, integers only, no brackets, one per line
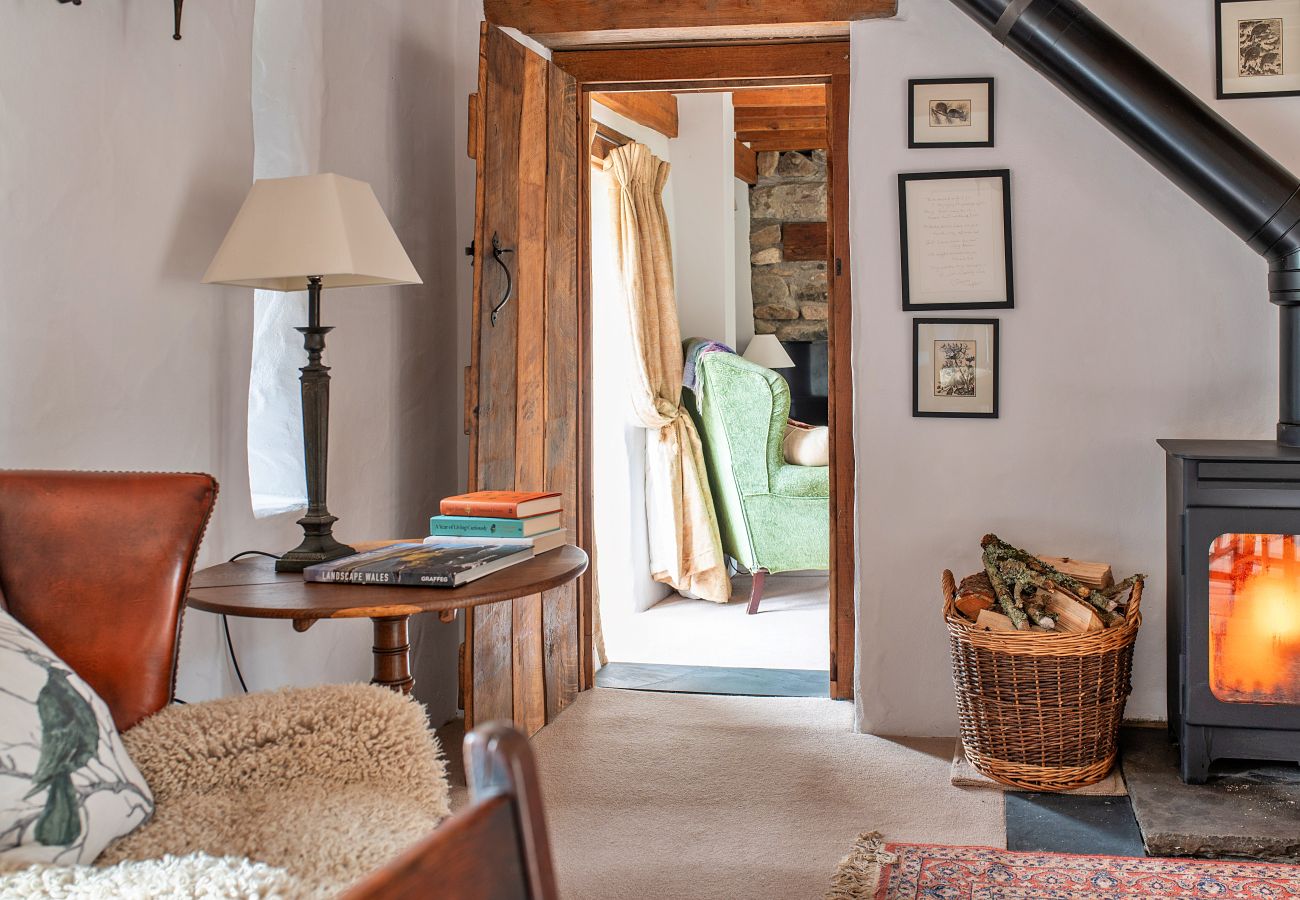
343,723,559,900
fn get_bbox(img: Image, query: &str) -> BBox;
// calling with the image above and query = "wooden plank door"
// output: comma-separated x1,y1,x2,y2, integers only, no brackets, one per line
463,24,583,736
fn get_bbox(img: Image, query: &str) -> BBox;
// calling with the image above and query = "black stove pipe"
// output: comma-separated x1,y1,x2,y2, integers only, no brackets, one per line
948,0,1300,443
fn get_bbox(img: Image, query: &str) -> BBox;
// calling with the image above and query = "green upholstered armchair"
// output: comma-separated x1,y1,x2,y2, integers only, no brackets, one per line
682,350,829,614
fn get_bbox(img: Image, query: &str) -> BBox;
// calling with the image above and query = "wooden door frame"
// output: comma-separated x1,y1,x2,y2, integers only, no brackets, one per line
556,41,856,701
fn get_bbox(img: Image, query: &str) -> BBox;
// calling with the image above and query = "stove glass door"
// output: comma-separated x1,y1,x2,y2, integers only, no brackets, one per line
1208,532,1300,705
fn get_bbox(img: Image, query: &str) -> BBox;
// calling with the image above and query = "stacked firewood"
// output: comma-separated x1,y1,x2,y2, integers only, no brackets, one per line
952,534,1143,633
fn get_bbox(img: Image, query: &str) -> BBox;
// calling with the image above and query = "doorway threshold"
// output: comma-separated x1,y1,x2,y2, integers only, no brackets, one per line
596,661,830,698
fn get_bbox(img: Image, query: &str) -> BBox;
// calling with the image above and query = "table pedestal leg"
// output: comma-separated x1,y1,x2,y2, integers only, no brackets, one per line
371,616,414,694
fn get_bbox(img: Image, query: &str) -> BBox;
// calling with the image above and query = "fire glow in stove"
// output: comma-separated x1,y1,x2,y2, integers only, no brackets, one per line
1162,441,1300,782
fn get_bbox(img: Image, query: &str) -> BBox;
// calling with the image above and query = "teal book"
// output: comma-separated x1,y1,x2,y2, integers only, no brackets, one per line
429,511,561,538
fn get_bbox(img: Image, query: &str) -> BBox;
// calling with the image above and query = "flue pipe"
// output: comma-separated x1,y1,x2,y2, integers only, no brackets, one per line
948,0,1300,442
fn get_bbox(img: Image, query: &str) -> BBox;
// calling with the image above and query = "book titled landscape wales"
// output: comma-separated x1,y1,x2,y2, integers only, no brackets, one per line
303,541,533,588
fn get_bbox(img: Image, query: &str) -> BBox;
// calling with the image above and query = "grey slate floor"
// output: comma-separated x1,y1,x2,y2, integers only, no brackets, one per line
1004,726,1300,861
1122,726,1300,862
1005,792,1146,857
595,661,830,697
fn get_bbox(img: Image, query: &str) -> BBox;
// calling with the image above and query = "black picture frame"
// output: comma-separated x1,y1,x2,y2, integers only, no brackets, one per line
899,169,1014,311
912,317,1000,419
1216,0,1300,99
907,77,996,148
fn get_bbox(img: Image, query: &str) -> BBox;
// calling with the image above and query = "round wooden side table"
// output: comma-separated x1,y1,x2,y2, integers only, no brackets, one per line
186,544,588,693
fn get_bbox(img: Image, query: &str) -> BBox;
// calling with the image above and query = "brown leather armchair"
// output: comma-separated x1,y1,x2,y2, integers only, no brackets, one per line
0,470,218,731
0,470,559,899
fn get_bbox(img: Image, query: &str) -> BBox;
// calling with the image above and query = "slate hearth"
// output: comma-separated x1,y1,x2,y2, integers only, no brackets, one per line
1122,727,1300,862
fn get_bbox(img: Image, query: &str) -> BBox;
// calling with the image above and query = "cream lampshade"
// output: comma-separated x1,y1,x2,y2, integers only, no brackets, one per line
203,173,421,572
203,173,421,290
742,334,796,370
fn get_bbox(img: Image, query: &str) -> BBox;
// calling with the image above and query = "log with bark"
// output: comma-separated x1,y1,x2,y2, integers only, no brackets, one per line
955,571,996,619
949,534,1144,634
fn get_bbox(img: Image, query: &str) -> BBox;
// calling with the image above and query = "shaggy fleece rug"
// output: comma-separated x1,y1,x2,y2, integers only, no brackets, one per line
0,852,307,899
1,684,449,899
827,835,1300,899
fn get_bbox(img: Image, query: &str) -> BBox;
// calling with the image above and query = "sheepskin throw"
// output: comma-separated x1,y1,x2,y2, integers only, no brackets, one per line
0,609,152,865
3,683,449,898
1,852,307,898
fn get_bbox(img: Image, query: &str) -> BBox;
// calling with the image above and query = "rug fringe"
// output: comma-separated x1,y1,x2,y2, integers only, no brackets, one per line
826,832,897,900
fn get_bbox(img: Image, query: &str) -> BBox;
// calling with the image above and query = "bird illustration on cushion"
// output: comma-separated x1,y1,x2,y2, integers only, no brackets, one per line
24,667,98,846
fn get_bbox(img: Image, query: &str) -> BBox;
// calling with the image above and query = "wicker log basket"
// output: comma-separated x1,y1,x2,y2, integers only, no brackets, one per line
942,569,1142,792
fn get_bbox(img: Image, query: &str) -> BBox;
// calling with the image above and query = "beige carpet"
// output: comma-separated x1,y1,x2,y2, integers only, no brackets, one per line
529,688,1005,900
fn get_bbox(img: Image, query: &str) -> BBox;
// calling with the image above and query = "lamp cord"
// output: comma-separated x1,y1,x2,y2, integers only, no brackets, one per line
220,550,283,693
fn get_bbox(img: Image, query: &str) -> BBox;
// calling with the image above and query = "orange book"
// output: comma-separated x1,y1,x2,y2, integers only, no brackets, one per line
440,490,562,519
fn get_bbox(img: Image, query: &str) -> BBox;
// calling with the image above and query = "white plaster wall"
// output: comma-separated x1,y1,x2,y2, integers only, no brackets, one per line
0,1,472,725
671,94,738,347
734,178,756,353
850,0,1300,735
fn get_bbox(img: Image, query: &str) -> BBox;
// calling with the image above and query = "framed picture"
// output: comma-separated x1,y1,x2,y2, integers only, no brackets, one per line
899,170,1013,311
913,318,999,418
908,78,995,148
1216,0,1300,98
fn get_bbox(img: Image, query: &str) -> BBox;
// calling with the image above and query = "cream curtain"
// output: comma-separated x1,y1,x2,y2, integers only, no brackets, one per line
605,142,731,604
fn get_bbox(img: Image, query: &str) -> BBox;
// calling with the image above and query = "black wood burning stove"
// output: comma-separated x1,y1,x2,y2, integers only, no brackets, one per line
1161,441,1300,782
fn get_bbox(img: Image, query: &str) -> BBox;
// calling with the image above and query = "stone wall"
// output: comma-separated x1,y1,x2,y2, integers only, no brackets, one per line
748,150,828,341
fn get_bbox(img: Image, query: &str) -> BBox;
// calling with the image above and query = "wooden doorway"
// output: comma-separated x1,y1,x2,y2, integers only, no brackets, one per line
563,42,855,701
463,32,856,731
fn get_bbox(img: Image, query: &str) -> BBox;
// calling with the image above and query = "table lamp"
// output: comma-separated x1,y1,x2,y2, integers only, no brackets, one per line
742,334,796,370
203,173,422,572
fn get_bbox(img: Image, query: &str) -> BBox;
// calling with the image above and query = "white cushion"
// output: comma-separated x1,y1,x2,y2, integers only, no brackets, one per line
783,422,829,467
0,609,152,865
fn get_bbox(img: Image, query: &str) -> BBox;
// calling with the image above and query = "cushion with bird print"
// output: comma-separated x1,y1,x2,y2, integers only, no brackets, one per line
0,608,153,865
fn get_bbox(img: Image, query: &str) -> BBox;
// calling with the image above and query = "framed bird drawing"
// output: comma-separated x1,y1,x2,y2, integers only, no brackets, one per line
1217,0,1300,98
908,78,995,148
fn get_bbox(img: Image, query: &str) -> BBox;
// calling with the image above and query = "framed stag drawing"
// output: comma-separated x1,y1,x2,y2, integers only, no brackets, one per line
908,78,995,148
1216,0,1300,98
913,318,999,418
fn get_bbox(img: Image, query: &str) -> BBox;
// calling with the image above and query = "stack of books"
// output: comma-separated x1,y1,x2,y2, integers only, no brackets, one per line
427,490,567,554
302,490,567,590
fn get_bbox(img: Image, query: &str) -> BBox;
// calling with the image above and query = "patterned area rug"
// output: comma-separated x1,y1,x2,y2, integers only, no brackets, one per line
828,834,1300,899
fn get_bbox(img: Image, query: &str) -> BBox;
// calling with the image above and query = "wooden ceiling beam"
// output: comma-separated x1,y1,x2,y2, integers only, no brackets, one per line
731,85,827,106
590,91,679,138
734,140,758,185
734,104,827,120
587,77,826,94
485,1,896,49
733,115,828,134
743,131,829,151
555,41,849,84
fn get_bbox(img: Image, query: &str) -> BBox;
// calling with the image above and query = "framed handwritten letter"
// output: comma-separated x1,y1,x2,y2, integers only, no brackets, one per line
899,170,1013,311
913,318,999,418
